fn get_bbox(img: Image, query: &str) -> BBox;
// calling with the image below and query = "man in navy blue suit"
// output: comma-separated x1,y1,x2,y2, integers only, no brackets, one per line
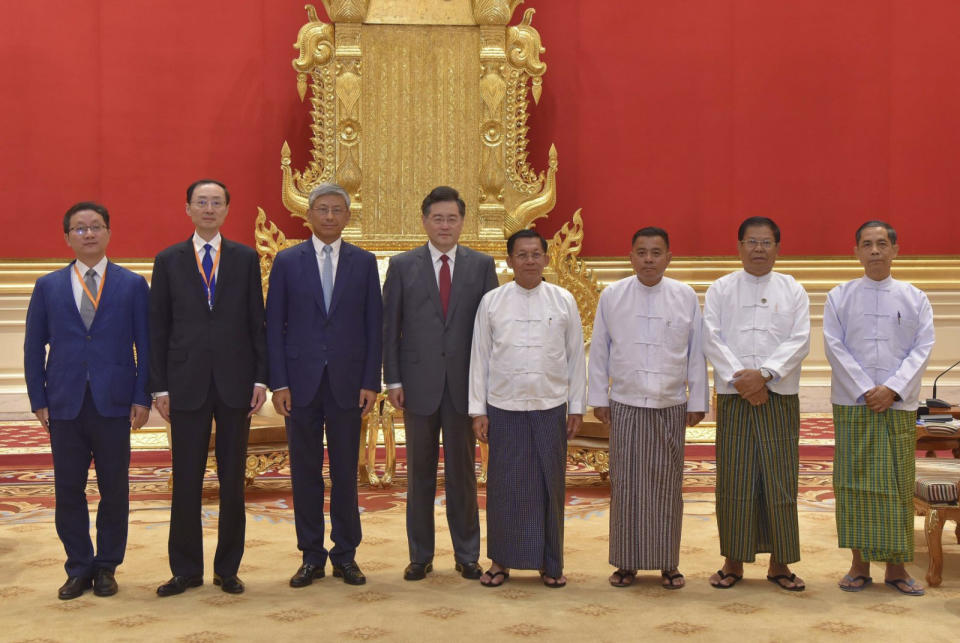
24,201,151,600
266,182,382,587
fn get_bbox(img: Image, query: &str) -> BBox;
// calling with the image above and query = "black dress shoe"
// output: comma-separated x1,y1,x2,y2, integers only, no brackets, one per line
213,573,244,594
93,569,118,597
156,575,203,597
58,576,92,600
403,562,433,581
290,563,325,588
332,561,366,585
455,561,483,580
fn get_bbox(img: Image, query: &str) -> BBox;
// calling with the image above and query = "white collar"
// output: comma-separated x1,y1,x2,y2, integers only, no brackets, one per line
192,232,222,252
312,235,342,256
427,241,457,264
75,256,108,276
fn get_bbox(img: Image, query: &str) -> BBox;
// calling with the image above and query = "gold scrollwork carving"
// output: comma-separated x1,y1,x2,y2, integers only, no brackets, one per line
320,0,369,23
503,143,556,236
245,452,291,486
506,9,546,99
254,208,289,299
567,447,610,480
293,7,334,100
472,0,524,25
335,63,363,200
548,209,602,344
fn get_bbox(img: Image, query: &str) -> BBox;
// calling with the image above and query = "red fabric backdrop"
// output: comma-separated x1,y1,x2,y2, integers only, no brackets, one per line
1,1,959,257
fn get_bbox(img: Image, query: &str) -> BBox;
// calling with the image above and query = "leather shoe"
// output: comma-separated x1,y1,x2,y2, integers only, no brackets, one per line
403,562,433,581
456,561,483,580
58,576,92,600
156,575,203,597
332,561,366,585
290,563,325,588
93,569,118,597
213,573,244,594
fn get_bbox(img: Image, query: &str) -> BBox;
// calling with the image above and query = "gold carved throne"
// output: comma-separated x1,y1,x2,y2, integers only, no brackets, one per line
253,1,606,485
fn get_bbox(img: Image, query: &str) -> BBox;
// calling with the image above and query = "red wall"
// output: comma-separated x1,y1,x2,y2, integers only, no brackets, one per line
2,1,959,258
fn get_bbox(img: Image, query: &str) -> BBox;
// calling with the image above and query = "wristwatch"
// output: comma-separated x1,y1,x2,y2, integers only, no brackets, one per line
759,367,774,382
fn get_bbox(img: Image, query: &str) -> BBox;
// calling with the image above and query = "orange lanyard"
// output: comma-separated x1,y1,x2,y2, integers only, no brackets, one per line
74,263,105,310
194,244,221,308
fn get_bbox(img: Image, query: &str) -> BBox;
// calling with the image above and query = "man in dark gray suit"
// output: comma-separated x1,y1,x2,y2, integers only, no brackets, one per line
383,186,499,581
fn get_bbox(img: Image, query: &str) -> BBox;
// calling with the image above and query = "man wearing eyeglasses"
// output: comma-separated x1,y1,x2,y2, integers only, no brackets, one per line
24,202,151,599
702,216,810,592
266,182,382,587
382,186,499,582
150,179,267,596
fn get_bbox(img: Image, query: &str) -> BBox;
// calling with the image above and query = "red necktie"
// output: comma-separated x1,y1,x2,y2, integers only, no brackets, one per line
439,254,451,318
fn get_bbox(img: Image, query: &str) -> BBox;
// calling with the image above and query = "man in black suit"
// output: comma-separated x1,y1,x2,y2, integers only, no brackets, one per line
382,186,499,581
150,179,267,596
266,182,382,587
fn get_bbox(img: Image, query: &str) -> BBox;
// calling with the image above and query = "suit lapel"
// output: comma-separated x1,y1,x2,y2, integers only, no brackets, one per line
61,262,87,329
328,241,354,317
178,238,209,310
89,261,121,329
417,245,445,320
299,240,326,315
212,238,229,310
445,246,470,326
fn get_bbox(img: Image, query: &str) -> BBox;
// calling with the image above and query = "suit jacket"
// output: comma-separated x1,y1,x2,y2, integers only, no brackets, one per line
24,261,151,420
265,239,382,410
382,244,499,416
149,237,267,411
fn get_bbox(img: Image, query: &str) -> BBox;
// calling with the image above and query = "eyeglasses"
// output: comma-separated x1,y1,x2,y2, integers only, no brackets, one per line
190,199,226,210
513,252,545,261
69,225,107,236
426,215,461,225
741,239,776,250
309,206,347,215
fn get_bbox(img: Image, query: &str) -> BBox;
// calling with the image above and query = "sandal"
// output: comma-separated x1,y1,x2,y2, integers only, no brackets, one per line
540,572,566,588
884,578,924,596
767,573,805,592
709,569,743,589
661,570,685,590
838,574,872,592
609,569,636,588
480,569,509,588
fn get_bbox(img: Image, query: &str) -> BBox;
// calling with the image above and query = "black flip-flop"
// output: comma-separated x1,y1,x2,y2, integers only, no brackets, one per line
609,569,636,588
767,573,805,592
661,570,685,590
884,578,924,596
480,569,509,587
710,569,743,589
838,574,872,592
540,572,566,588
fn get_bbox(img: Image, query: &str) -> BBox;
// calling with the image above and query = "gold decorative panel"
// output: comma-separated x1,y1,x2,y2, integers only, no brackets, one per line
360,25,481,245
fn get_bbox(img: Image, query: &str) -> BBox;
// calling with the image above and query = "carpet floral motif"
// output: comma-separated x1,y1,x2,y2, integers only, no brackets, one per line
349,590,390,603
421,607,465,619
178,632,229,643
0,586,33,598
109,615,160,627
498,589,532,600
267,608,317,623
657,621,706,635
340,626,390,640
570,603,615,616
502,623,550,637
866,603,909,615
719,602,761,615
813,621,862,634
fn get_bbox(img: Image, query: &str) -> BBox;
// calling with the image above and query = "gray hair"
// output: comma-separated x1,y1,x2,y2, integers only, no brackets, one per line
308,182,351,209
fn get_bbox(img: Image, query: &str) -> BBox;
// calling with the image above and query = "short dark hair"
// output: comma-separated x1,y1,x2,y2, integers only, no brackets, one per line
63,201,109,234
507,228,547,255
186,179,230,205
855,220,897,245
632,226,670,249
738,216,780,243
421,186,465,217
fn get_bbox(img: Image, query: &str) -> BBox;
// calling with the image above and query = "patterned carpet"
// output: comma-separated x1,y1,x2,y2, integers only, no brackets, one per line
3,420,960,641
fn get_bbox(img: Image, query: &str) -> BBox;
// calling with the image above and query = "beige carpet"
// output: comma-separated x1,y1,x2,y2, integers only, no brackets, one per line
3,488,960,642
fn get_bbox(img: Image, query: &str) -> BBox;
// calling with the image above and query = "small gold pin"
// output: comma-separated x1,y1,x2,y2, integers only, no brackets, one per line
761,298,767,304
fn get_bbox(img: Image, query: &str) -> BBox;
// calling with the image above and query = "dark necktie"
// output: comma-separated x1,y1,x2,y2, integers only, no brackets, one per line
321,245,334,313
202,243,216,307
439,254,451,318
80,268,97,329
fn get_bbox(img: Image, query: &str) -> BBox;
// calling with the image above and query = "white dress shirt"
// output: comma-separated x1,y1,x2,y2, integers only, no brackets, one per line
312,235,342,285
469,281,587,416
71,256,109,311
702,270,810,395
427,241,456,284
192,231,222,279
823,275,934,410
588,276,708,412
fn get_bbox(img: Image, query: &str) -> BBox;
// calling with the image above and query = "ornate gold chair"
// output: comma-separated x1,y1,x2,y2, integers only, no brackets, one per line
249,1,606,485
